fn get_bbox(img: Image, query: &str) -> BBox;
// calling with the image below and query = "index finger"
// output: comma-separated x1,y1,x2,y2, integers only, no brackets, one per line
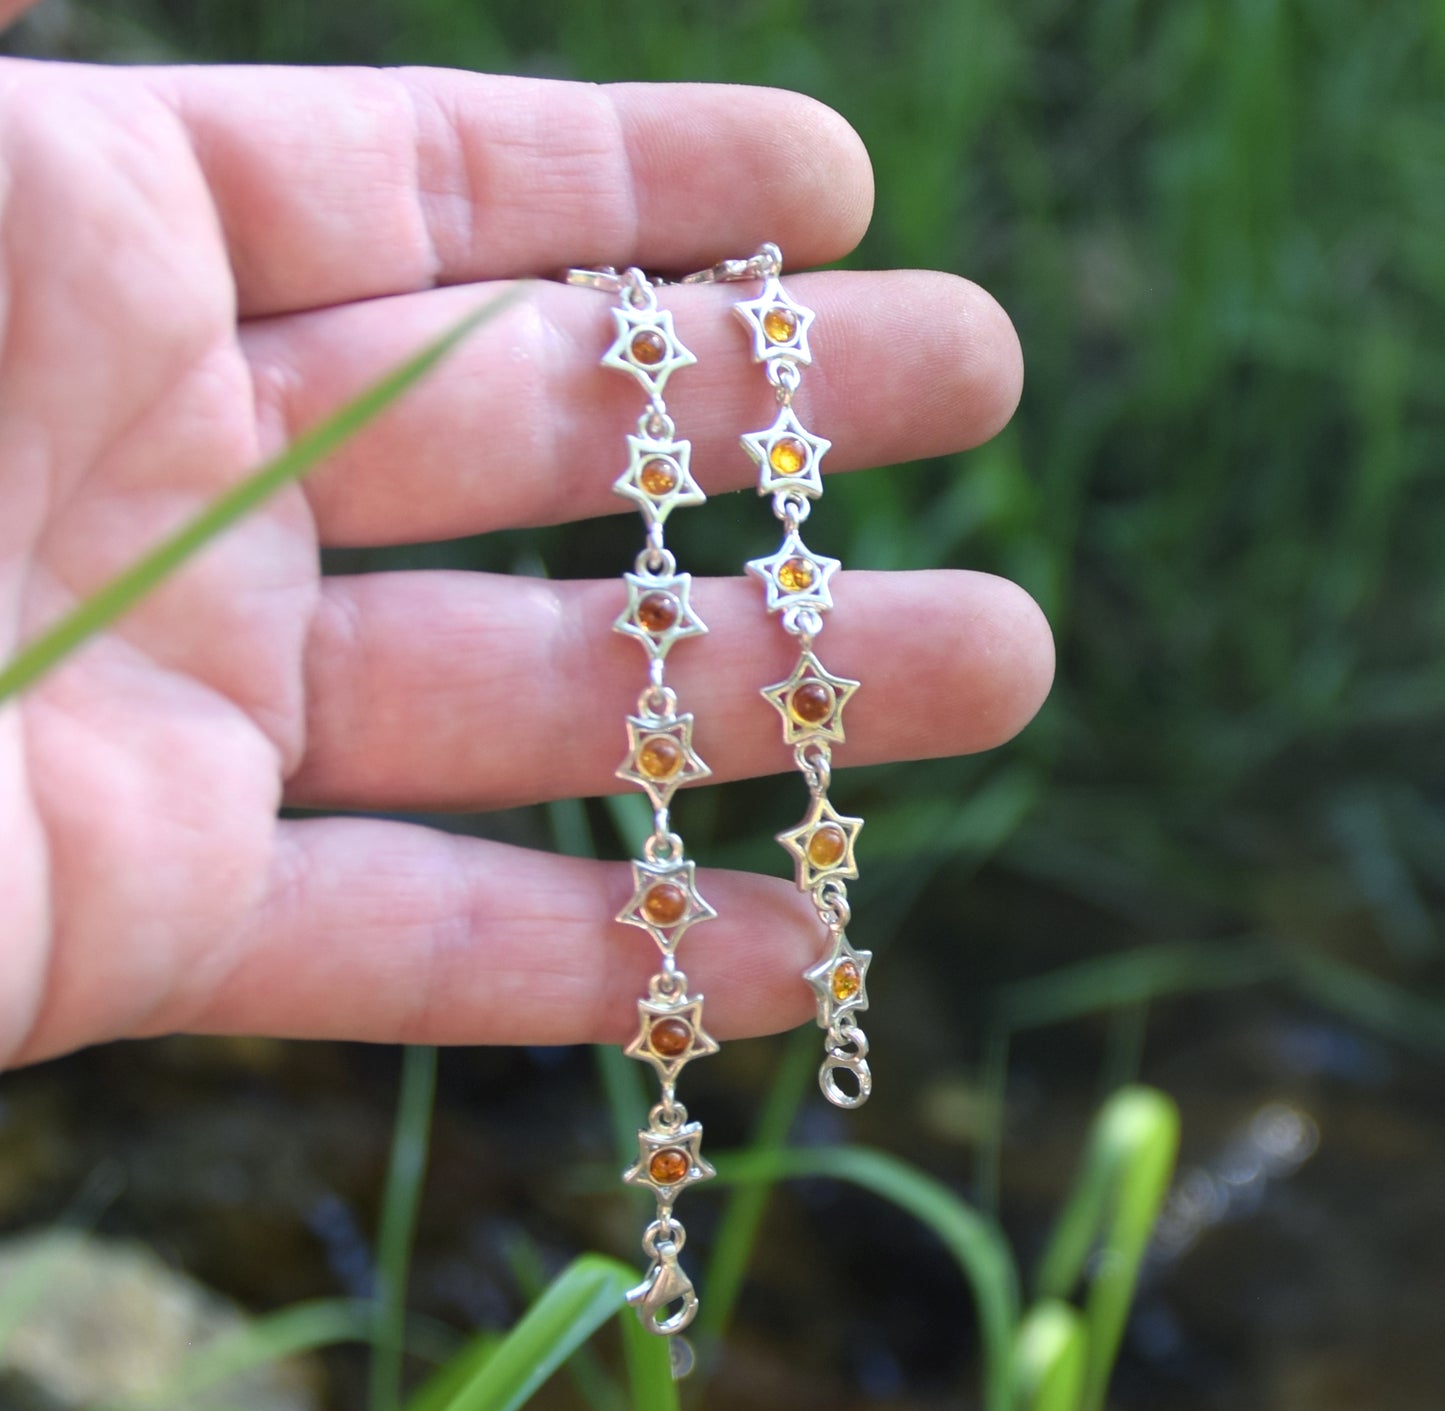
147,67,875,317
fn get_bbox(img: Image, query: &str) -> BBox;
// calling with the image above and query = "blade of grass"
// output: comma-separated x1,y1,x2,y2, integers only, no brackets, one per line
505,1234,626,1411
0,282,528,704
402,1336,503,1411
1011,1300,1088,1411
1033,1086,1179,1411
713,1145,1019,1411
694,1027,815,1358
370,1045,440,1411
618,1306,682,1411
991,940,1280,1032
604,792,656,858
977,1024,1011,1219
419,1254,635,1411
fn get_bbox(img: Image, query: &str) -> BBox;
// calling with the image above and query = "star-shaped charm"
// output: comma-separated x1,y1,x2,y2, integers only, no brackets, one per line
622,1119,715,1204
613,572,707,659
623,988,719,1085
733,276,816,366
776,795,863,891
803,932,873,1030
761,649,860,746
612,434,707,526
615,857,717,953
745,531,840,615
616,712,711,809
601,304,697,397
741,405,831,498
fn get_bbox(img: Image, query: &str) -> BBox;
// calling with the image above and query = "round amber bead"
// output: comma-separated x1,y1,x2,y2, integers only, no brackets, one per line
630,330,667,365
642,883,688,925
638,735,684,779
649,1148,689,1184
789,680,835,725
640,457,679,496
777,557,815,592
636,592,680,633
769,436,808,477
832,961,861,1002
649,1018,693,1058
807,824,848,868
763,307,798,343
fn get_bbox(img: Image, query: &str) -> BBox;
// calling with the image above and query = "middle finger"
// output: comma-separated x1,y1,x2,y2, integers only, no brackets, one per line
242,269,1023,547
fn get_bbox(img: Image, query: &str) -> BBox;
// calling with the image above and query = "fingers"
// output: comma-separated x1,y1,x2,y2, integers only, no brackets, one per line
178,819,821,1047
243,270,1023,546
145,67,873,317
284,568,1054,811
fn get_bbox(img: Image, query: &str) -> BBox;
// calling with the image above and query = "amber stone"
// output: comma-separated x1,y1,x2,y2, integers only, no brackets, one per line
789,680,835,725
763,307,798,343
649,1017,693,1057
640,457,679,496
630,329,667,365
807,823,848,868
636,592,680,633
642,882,688,925
638,735,684,780
777,557,816,592
649,1148,690,1184
832,961,861,1002
769,436,808,477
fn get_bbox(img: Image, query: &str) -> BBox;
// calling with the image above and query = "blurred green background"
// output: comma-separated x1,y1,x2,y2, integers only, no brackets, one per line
3,1,1444,1408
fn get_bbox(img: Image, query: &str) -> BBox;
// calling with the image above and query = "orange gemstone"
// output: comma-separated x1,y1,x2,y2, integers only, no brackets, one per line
769,436,808,477
777,557,815,592
763,307,798,343
649,1148,689,1184
649,1018,693,1057
832,961,861,1001
636,592,680,632
638,735,684,779
789,680,835,725
630,330,667,365
807,823,848,868
640,457,679,496
642,883,688,925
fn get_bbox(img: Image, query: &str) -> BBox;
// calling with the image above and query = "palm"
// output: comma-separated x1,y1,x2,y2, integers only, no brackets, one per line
2,72,314,1063
0,58,1049,1069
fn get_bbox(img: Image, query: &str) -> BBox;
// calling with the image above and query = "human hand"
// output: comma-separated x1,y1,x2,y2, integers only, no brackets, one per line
0,51,1051,1070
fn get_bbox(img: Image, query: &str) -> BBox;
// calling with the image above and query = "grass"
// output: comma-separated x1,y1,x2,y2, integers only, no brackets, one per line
4,0,1443,1405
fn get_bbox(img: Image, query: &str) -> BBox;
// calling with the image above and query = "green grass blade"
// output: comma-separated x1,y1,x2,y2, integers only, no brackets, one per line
1011,1300,1088,1411
542,797,651,1166
370,1045,440,1411
420,1254,634,1411
1033,1087,1179,1411
0,282,528,704
402,1336,502,1411
503,1233,625,1411
694,1028,815,1357
618,1306,681,1411
604,792,656,857
713,1145,1019,1411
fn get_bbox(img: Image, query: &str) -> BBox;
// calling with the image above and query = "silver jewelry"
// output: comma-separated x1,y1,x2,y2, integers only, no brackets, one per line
688,244,872,1109
566,264,718,1352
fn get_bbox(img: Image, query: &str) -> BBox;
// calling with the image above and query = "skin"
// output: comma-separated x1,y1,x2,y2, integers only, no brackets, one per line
0,23,1053,1071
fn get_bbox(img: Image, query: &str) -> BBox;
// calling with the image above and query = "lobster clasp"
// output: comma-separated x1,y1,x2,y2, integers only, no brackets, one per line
627,1236,699,1336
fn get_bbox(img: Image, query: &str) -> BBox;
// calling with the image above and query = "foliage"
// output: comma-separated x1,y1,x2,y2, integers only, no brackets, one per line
3,0,1442,1406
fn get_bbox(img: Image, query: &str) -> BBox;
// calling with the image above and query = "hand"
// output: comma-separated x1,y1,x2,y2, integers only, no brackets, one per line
0,53,1051,1069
